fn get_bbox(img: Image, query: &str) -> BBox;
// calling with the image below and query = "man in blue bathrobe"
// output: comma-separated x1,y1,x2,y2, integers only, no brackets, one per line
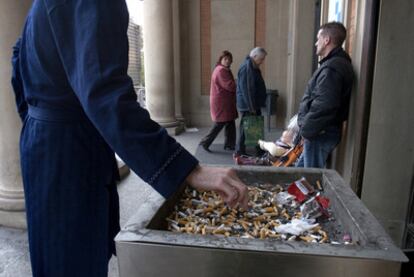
11,1,248,276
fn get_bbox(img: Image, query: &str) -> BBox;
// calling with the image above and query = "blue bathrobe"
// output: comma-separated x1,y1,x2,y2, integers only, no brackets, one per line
11,1,198,276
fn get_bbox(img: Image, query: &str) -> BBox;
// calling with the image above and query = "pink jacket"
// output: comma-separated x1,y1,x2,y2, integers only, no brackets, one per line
209,65,238,122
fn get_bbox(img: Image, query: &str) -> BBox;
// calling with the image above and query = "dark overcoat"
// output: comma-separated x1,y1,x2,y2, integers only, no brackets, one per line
11,1,198,276
209,65,237,122
236,56,266,113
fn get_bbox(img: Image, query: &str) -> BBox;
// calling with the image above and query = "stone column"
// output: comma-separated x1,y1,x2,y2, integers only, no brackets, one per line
143,0,183,135
173,0,185,123
285,0,315,124
361,0,414,246
0,0,32,229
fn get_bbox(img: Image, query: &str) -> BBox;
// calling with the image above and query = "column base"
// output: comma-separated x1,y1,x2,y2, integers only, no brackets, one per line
0,189,27,228
0,210,26,229
176,115,186,123
157,119,185,136
0,188,25,211
165,121,185,136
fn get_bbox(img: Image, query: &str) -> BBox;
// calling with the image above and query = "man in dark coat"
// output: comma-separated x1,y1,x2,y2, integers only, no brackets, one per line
296,22,354,168
235,47,267,156
11,1,248,276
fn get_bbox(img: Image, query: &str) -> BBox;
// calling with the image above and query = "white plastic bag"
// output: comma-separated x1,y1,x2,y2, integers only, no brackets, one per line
273,218,319,236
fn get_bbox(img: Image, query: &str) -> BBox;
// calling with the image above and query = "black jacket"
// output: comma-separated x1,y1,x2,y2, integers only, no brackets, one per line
297,47,354,139
236,56,267,112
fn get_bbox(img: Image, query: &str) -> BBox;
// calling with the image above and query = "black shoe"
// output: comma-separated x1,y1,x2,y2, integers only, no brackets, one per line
233,151,248,157
255,148,266,157
224,146,235,151
201,144,212,152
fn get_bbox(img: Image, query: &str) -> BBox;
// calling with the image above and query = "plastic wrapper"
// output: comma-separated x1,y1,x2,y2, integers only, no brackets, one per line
286,114,300,144
273,218,319,236
300,194,330,219
256,114,300,158
273,191,295,206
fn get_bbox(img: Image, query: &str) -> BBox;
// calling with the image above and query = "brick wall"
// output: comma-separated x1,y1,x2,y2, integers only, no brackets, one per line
255,0,266,48
345,0,357,56
200,0,211,95
200,0,265,95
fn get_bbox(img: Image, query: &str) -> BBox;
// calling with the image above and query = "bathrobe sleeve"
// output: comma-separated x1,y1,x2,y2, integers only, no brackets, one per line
11,38,28,122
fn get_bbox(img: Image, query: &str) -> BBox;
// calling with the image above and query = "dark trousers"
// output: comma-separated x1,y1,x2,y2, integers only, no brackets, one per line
200,120,236,149
236,109,262,155
295,125,341,168
22,107,120,277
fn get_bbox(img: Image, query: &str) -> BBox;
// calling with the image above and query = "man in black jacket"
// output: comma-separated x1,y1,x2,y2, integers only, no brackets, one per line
296,22,354,168
234,47,267,158
235,47,267,156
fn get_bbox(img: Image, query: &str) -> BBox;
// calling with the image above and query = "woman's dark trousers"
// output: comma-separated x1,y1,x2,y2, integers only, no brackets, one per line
200,120,236,150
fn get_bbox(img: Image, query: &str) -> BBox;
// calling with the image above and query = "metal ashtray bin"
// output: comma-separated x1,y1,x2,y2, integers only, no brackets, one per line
115,167,408,277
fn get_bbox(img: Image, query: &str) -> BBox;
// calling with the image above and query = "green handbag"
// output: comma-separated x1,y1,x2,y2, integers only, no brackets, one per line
242,115,264,146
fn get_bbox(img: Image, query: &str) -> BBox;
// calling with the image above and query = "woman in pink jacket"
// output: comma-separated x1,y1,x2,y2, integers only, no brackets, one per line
200,50,238,152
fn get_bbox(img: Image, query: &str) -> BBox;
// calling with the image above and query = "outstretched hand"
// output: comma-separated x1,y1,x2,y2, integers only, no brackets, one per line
185,165,249,210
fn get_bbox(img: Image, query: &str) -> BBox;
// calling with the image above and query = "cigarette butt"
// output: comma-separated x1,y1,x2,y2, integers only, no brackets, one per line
316,180,323,190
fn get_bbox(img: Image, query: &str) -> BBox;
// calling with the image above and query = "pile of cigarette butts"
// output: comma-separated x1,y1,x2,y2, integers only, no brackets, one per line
166,177,353,244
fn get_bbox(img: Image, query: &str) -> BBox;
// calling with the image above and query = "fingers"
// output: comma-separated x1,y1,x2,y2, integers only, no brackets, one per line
224,169,249,210
186,166,249,209
210,168,249,209
214,178,239,207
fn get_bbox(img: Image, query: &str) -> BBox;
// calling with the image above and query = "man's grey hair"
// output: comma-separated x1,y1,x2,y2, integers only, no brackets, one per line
249,47,267,58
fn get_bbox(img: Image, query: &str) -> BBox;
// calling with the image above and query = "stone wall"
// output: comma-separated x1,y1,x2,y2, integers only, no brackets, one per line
180,0,315,127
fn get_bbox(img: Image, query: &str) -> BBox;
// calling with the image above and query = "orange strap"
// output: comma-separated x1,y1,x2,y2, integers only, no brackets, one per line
273,140,303,167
